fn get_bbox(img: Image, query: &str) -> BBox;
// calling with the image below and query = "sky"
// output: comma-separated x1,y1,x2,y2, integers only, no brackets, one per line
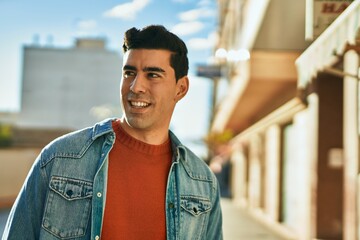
0,0,221,157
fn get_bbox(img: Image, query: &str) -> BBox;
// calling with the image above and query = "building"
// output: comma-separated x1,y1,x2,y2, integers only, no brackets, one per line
211,0,357,239
0,38,123,209
17,38,122,130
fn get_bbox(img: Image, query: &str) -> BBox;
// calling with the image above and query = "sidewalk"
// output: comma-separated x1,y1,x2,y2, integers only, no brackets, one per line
221,198,288,240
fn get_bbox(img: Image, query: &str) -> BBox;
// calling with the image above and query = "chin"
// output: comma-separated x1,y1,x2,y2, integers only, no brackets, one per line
126,117,150,130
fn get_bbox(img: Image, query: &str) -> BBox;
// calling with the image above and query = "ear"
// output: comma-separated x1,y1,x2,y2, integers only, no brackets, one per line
174,76,189,102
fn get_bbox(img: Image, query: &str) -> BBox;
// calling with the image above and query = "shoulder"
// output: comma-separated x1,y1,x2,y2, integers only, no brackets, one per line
169,131,214,181
180,146,215,181
40,119,115,166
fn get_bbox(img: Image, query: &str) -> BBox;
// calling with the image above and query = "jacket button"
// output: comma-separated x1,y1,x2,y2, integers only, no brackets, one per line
168,202,174,209
95,235,100,240
97,192,102,198
66,190,73,197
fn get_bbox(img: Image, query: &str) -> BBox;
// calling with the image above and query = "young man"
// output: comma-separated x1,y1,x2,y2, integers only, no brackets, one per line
2,25,223,240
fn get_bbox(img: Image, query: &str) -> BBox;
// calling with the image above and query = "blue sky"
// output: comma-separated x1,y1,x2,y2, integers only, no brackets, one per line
0,0,219,156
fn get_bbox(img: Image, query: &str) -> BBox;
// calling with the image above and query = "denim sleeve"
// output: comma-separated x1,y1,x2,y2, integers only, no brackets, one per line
206,174,223,240
2,153,48,240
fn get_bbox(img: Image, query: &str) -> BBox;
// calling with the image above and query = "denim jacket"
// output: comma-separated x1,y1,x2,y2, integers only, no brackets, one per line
2,119,223,240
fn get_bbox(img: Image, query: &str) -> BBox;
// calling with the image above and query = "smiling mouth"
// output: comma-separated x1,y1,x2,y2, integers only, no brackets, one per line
130,101,151,108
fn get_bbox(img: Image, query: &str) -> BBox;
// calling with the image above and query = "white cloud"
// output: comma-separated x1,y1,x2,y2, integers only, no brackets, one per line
178,7,216,22
77,20,97,31
171,21,204,36
198,0,212,7
171,0,189,3
103,0,151,21
187,38,212,50
174,6,216,37
187,31,217,50
171,0,212,6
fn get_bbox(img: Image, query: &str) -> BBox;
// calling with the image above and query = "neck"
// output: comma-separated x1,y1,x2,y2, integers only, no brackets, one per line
119,118,169,145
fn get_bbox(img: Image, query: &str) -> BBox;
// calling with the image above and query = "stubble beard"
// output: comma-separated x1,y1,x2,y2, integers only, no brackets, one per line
125,114,150,130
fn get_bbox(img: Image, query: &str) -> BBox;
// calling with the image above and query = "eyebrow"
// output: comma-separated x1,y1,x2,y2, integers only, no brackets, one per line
123,65,136,71
143,67,165,73
123,65,165,73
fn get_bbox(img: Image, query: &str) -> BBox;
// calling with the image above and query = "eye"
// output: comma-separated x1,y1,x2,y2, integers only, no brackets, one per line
147,72,161,79
123,70,136,78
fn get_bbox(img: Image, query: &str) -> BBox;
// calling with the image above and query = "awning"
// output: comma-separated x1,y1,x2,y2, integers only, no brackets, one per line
211,50,300,133
296,0,360,88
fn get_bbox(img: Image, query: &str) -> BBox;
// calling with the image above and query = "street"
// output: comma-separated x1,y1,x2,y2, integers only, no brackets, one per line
221,198,288,240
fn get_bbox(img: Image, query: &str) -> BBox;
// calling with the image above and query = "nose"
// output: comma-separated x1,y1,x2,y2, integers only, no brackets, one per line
129,74,146,93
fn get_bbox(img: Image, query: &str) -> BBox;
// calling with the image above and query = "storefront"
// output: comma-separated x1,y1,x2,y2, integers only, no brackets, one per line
212,0,360,239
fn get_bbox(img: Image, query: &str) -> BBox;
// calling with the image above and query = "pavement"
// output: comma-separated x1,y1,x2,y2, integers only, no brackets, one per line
1,199,287,239
221,198,287,240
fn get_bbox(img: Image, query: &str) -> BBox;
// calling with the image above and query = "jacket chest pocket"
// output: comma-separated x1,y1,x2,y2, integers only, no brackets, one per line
42,176,93,239
180,196,212,239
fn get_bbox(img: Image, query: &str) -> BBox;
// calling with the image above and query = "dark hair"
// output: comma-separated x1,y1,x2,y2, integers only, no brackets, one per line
123,25,189,81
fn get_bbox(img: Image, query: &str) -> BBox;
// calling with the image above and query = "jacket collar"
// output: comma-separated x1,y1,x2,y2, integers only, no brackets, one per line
169,130,187,162
170,129,212,181
92,118,116,140
92,118,189,161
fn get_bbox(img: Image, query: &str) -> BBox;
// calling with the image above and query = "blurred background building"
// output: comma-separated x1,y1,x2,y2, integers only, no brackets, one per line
208,0,359,239
18,38,122,129
0,38,122,209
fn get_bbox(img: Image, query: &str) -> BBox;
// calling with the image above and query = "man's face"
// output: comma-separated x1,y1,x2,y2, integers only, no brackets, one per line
120,49,188,135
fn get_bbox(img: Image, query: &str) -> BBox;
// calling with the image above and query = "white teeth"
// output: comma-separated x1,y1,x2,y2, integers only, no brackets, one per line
131,101,149,107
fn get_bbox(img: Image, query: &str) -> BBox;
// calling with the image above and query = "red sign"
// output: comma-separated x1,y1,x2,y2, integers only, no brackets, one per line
313,0,353,38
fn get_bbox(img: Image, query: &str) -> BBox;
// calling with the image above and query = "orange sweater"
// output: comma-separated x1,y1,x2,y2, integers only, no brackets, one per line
101,120,172,239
